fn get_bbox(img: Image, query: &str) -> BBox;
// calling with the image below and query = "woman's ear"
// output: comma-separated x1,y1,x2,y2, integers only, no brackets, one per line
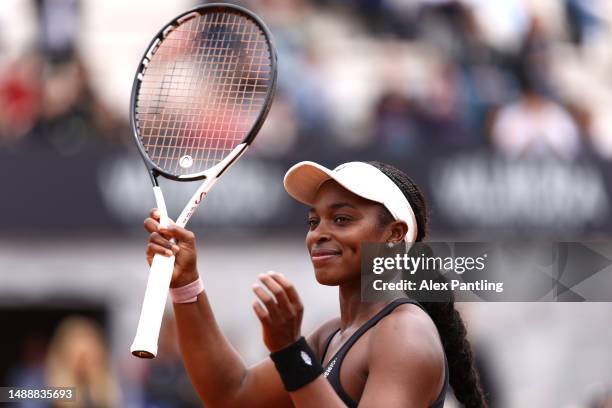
386,220,408,244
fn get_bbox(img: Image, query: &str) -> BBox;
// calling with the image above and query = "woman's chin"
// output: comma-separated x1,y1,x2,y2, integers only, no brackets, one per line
313,266,342,286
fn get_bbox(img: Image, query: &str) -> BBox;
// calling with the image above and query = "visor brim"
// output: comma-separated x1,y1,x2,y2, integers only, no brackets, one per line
283,161,335,206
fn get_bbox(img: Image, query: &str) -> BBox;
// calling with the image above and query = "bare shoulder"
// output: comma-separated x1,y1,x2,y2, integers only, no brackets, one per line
377,302,440,338
359,304,447,406
306,316,341,358
368,303,444,378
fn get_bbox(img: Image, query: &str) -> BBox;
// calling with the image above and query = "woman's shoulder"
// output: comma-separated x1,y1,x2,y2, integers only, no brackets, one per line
367,302,445,373
361,303,447,406
305,316,341,359
372,302,442,350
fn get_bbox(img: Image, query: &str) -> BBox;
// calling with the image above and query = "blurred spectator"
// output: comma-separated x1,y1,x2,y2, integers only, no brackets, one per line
490,85,581,160
417,0,483,67
352,0,421,39
142,315,201,408
514,16,552,97
0,52,130,153
29,56,97,153
252,91,300,158
0,0,128,152
0,51,42,145
290,48,332,138
0,51,128,152
372,90,420,154
491,13,583,161
34,0,80,63
46,316,121,407
418,62,472,145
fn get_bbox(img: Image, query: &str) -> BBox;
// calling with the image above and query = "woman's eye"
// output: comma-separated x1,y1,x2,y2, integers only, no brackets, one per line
334,216,351,224
307,218,319,228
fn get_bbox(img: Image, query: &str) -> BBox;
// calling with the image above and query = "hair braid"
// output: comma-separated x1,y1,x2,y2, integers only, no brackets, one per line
368,161,488,408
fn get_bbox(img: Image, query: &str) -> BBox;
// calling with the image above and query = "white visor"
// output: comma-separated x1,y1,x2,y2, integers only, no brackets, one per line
283,161,418,242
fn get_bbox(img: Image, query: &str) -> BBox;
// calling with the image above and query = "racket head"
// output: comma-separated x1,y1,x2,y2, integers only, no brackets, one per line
130,3,277,181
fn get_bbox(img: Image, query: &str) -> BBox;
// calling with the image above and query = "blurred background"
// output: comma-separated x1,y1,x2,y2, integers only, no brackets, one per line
1,0,611,406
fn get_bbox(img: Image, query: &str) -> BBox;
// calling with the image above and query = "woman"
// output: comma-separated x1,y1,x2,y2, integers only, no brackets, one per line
144,161,487,407
46,317,121,407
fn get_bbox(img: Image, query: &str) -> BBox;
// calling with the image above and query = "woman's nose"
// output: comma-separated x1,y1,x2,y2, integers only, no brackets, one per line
308,220,331,244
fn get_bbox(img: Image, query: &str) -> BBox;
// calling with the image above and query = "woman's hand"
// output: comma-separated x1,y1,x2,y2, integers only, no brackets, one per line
252,272,304,352
144,208,199,288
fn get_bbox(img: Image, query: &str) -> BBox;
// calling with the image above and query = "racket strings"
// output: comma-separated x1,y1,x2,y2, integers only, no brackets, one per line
136,10,273,176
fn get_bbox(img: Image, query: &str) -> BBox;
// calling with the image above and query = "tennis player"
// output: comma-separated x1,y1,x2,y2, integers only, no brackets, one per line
144,161,487,408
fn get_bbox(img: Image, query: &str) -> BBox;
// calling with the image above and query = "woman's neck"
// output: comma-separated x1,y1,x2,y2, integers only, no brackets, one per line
338,280,387,331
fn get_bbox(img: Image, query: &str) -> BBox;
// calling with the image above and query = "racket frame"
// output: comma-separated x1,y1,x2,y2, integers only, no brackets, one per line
130,2,278,183
129,3,277,358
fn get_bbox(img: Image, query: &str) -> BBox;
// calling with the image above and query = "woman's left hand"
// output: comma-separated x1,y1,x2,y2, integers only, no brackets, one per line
252,271,304,352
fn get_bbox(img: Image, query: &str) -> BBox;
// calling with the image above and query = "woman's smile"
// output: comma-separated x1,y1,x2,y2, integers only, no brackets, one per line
310,246,342,264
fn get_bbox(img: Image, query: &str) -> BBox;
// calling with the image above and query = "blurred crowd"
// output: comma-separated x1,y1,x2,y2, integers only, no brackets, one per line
0,0,128,154
1,0,611,160
7,315,201,407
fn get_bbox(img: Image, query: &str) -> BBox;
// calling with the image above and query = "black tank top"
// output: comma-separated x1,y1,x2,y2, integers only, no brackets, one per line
320,299,449,408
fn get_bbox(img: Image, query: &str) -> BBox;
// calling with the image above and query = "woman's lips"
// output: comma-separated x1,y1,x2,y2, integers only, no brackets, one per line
310,248,341,263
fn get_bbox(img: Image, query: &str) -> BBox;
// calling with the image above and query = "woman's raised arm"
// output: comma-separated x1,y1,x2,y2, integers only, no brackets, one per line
144,209,293,408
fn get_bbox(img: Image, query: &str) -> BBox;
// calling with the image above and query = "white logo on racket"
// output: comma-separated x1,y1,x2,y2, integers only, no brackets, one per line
179,155,193,169
300,351,312,366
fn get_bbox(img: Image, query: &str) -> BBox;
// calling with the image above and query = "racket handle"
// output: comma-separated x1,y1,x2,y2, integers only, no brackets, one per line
131,253,175,358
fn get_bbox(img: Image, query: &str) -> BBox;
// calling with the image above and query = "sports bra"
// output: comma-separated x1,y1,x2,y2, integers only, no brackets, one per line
320,298,448,408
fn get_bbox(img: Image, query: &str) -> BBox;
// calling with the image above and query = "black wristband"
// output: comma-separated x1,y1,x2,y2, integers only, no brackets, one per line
270,337,324,391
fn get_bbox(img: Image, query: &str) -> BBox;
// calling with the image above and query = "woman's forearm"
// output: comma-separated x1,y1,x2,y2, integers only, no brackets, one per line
142,214,288,407
173,290,249,407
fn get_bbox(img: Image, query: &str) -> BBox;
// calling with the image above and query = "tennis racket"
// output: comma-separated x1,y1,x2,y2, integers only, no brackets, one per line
129,3,277,359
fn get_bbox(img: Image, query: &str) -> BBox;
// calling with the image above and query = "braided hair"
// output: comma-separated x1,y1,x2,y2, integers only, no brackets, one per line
368,161,488,408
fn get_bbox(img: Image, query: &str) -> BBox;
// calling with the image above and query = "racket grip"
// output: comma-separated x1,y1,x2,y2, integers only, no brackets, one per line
131,253,175,358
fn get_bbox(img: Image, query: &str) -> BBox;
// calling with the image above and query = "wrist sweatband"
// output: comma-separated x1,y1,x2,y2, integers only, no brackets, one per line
170,278,204,303
269,337,323,391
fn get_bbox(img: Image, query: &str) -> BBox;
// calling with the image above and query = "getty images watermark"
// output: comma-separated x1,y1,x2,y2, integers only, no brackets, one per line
361,242,612,302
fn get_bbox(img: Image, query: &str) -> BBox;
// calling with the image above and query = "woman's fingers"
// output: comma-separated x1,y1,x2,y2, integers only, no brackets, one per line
252,272,303,324
144,209,162,233
149,232,180,254
258,273,295,317
251,272,303,352
251,283,281,321
159,224,195,244
144,215,194,246
149,208,161,220
147,242,174,257
144,217,160,233
252,299,271,324
270,273,303,311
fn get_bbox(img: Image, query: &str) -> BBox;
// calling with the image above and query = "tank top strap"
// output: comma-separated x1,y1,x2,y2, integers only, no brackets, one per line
333,298,422,362
323,299,424,405
321,298,446,408
321,328,341,365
